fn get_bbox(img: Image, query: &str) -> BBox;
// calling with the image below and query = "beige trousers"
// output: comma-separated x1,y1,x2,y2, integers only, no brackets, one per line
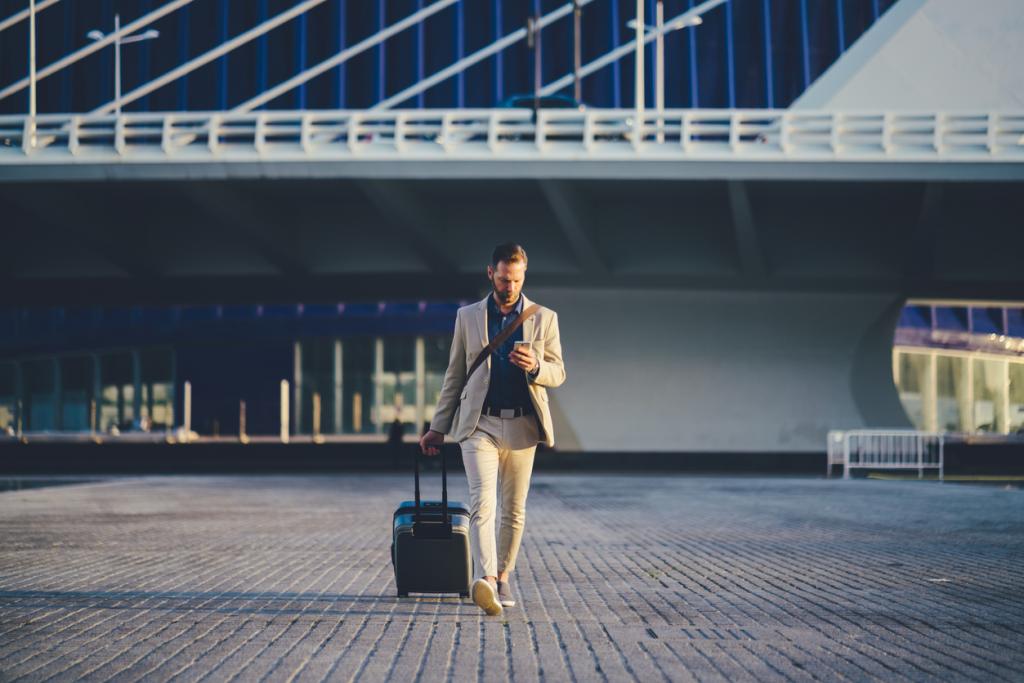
460,413,540,579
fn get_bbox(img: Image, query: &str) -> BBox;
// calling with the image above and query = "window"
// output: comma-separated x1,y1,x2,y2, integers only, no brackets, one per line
1009,361,1024,434
973,358,1007,433
935,355,966,432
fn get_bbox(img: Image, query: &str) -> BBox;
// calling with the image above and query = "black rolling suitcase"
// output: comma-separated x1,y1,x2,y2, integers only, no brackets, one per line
391,446,472,597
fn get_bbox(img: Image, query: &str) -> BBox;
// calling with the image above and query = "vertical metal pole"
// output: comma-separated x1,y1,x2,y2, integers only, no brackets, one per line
183,380,192,439
655,0,664,142
374,338,384,434
534,15,542,109
92,354,101,432
239,399,248,443
333,339,342,434
573,0,582,103
114,14,122,115
280,379,289,443
312,392,322,443
293,341,302,434
28,0,36,146
634,0,644,144
132,347,142,427
415,336,425,436
52,358,62,431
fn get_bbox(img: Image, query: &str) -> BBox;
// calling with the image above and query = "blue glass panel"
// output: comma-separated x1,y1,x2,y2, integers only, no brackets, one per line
898,305,931,329
934,306,967,331
971,307,1003,335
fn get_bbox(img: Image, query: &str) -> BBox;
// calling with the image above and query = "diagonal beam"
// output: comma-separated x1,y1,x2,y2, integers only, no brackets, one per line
0,0,196,103
236,0,461,113
727,180,768,279
353,180,458,274
182,183,308,278
540,0,727,96
536,180,609,276
371,0,598,111
91,0,327,114
0,0,61,36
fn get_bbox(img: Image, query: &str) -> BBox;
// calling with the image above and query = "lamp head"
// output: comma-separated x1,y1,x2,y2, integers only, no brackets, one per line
86,30,104,41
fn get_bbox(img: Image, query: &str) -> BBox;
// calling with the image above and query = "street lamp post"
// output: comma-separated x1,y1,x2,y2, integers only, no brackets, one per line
634,0,644,146
87,15,159,116
628,7,704,143
29,0,36,118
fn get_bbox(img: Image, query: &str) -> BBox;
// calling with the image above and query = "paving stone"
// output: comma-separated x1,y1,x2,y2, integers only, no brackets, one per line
1,474,1023,681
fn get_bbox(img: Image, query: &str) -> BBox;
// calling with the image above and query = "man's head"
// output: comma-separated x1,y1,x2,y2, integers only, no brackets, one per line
487,243,528,307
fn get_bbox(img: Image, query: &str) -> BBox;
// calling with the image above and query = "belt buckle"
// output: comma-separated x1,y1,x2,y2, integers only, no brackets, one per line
500,408,515,419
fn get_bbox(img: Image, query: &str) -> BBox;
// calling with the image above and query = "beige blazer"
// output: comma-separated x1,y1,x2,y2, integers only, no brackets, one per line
429,293,565,448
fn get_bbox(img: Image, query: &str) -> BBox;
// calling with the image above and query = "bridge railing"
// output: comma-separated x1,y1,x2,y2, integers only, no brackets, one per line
2,109,1023,163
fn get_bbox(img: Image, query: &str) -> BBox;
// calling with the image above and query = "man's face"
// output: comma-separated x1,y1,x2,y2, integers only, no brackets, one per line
487,259,526,306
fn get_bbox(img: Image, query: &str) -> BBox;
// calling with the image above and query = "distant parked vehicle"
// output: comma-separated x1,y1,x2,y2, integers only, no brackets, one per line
497,93,586,112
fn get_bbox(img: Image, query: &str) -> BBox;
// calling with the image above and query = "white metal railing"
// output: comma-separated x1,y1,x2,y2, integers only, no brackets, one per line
828,429,945,480
3,109,1023,164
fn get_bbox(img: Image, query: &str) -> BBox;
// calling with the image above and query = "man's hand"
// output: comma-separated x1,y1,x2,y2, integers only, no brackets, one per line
510,345,539,373
419,429,444,456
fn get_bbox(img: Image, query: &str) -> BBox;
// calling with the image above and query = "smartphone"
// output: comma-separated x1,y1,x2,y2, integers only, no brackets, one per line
513,341,532,354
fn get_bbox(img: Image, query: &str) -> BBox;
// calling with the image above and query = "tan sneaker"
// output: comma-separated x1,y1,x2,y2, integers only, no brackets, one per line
471,578,503,616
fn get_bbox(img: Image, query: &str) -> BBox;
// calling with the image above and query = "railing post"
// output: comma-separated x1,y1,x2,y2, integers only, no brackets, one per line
843,432,851,479
254,114,267,155
115,115,127,156
300,112,313,154
207,114,221,155
69,115,81,156
394,111,407,152
161,115,174,155
939,436,945,483
347,112,361,153
921,436,929,479
535,109,547,151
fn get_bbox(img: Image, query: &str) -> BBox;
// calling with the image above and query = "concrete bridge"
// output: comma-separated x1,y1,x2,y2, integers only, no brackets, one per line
2,107,1023,453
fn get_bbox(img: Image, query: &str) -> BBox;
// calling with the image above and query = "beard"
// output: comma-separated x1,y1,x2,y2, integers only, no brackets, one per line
492,281,518,304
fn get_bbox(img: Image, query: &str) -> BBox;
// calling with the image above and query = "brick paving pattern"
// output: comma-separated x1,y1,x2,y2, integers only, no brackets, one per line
1,474,1022,682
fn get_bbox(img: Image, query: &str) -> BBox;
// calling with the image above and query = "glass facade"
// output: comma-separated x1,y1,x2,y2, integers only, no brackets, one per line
894,348,1024,435
294,334,453,437
0,348,175,435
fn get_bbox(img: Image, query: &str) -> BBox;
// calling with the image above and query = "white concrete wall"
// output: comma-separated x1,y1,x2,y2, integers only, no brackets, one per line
531,288,911,452
794,0,1024,110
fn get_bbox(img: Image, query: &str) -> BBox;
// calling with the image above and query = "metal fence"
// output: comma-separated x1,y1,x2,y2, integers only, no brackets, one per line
827,429,945,480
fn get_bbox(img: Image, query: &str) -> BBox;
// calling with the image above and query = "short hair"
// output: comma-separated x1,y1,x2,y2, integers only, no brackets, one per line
492,242,528,268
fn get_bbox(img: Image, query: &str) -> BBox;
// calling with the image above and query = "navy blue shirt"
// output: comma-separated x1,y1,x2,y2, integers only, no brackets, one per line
484,294,534,410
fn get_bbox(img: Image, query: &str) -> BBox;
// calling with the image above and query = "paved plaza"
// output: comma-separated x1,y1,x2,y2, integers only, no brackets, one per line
0,473,1022,682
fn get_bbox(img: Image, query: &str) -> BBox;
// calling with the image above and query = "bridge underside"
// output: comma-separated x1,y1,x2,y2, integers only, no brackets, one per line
2,175,1022,305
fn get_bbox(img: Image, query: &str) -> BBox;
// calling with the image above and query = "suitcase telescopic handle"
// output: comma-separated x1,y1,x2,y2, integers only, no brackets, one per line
414,438,449,527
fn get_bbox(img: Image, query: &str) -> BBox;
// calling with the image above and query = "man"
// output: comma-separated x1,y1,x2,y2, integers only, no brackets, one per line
419,243,565,616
